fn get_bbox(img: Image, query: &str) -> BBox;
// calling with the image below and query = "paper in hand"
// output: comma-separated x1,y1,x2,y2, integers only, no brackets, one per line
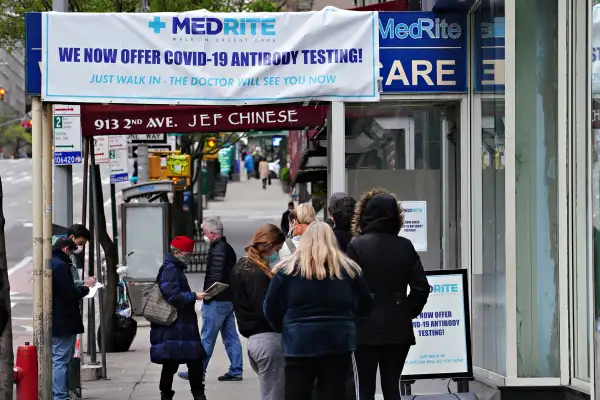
84,282,105,299
202,282,229,300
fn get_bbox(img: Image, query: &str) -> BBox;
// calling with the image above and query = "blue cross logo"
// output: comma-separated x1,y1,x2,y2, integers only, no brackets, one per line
148,16,166,34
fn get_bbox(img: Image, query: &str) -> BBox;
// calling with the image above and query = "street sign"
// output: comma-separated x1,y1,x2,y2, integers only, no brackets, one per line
53,104,82,165
93,136,109,164
109,149,129,184
131,143,175,158
109,135,128,151
128,134,166,144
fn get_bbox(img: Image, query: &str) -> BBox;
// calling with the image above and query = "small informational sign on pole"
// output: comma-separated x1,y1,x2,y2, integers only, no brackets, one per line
93,136,109,164
403,270,472,380
52,104,82,165
399,201,427,252
109,135,129,183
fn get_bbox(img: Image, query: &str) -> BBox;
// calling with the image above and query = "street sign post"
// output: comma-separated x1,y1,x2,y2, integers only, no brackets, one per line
128,134,167,144
93,136,109,164
52,104,82,165
109,136,129,183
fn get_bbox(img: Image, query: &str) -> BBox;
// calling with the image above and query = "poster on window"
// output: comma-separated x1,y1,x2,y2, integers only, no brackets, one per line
399,201,427,252
403,270,473,379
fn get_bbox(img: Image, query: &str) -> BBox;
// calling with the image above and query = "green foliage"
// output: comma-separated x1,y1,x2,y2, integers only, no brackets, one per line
0,0,284,50
0,121,30,148
280,167,290,183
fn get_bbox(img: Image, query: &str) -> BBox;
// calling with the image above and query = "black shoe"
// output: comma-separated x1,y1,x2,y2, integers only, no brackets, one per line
192,390,207,400
160,390,175,400
217,372,243,381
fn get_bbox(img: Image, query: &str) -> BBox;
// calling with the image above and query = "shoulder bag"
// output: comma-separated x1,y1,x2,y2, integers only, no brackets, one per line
141,264,178,326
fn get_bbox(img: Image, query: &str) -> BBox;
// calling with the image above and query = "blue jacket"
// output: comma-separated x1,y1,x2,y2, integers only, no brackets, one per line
244,155,254,172
263,267,373,357
149,255,206,364
51,249,89,337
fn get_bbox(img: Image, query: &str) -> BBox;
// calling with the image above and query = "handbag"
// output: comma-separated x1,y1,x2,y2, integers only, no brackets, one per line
141,265,178,326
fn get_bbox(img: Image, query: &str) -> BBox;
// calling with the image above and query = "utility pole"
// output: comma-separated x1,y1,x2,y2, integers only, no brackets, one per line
31,97,44,398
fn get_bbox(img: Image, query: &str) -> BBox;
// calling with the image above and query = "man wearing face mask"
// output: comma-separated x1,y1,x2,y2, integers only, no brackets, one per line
52,224,91,287
179,217,243,383
51,238,96,400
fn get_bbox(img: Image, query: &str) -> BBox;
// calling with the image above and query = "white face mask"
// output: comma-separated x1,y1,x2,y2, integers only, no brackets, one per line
73,245,83,254
203,235,211,244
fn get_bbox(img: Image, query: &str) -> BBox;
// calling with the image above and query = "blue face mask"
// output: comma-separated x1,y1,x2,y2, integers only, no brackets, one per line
267,252,280,268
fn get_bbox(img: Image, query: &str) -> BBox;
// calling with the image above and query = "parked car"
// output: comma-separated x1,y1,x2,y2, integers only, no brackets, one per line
268,159,280,178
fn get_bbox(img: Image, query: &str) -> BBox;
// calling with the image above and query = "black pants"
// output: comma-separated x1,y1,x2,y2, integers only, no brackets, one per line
262,178,268,189
159,360,205,396
285,353,351,400
355,344,411,400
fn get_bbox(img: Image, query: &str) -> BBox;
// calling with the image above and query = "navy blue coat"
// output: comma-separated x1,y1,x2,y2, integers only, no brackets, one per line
263,267,373,358
51,249,89,337
150,255,206,364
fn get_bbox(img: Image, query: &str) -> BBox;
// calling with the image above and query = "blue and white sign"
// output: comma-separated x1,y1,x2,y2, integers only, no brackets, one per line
40,9,379,105
379,13,467,93
109,148,129,183
473,16,505,93
404,271,472,379
25,12,42,96
52,105,82,165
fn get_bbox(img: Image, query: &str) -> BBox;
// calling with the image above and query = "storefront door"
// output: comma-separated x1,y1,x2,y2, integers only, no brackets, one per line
345,100,462,271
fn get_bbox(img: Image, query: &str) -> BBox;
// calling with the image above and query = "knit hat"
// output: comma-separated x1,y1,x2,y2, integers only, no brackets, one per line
171,236,194,253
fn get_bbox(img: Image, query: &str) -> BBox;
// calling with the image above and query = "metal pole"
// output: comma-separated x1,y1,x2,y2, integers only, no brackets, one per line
86,159,96,361
110,184,119,264
41,103,54,399
137,145,149,183
31,97,44,395
90,151,107,378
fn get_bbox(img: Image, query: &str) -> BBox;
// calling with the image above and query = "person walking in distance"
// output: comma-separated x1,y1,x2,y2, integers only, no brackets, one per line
51,238,96,400
347,188,430,400
150,236,208,400
230,224,287,400
264,222,373,400
178,217,244,382
259,157,270,189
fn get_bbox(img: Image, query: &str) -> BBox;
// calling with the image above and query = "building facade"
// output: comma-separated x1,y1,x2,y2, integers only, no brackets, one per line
297,0,596,397
0,47,26,116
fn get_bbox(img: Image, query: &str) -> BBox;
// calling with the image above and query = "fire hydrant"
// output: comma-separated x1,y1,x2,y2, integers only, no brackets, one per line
14,342,38,400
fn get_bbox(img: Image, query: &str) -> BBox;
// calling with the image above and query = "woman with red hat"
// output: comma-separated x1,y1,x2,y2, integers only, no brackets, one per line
150,236,208,400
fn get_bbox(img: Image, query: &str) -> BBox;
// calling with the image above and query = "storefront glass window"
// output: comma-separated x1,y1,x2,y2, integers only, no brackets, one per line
470,0,506,377
514,0,560,377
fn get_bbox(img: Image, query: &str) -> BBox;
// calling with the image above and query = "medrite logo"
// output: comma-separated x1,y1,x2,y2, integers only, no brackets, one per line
147,16,276,36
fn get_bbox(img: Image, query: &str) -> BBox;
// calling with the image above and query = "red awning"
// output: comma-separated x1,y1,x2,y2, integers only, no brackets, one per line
350,0,409,11
80,104,327,137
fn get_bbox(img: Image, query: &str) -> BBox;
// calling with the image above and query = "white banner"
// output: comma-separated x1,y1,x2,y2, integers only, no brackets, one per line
399,201,427,252
41,9,379,105
404,272,470,377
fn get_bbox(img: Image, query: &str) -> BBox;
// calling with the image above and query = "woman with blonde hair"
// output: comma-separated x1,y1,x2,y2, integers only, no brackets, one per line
230,224,286,400
279,202,316,258
264,222,373,400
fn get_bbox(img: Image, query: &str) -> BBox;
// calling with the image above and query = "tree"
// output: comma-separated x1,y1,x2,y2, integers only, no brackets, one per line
0,120,31,156
0,0,285,50
0,176,14,400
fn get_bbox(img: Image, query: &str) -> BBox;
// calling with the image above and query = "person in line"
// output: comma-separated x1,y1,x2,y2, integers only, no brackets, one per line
264,222,373,400
230,224,286,400
279,203,316,258
259,157,270,189
280,201,295,234
52,224,91,286
328,193,357,253
179,217,243,382
150,236,207,400
51,238,96,400
244,153,255,179
347,188,430,400
287,210,298,238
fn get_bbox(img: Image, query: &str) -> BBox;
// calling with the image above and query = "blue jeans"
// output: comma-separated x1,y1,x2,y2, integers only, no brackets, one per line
201,301,243,376
52,334,76,400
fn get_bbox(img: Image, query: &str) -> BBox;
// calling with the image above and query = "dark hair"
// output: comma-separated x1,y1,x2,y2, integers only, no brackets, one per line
329,196,356,229
68,224,91,241
287,201,294,209
53,237,77,252
325,217,335,227
288,210,297,223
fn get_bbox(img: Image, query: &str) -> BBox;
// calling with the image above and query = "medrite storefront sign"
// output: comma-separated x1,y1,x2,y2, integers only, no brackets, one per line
40,9,379,105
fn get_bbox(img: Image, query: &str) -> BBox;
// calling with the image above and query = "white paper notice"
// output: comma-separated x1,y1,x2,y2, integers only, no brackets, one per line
399,201,427,252
84,282,105,299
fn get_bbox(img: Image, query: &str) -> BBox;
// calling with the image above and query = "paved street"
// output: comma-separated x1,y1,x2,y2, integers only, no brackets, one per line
1,158,126,351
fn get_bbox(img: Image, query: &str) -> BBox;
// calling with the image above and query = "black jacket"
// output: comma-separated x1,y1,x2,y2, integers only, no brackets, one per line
347,190,429,346
281,210,291,234
204,236,237,303
230,257,276,338
51,249,89,337
333,226,353,253
264,267,372,357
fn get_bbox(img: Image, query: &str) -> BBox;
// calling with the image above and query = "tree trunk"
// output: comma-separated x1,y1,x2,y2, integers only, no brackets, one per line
0,176,14,400
92,166,118,352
